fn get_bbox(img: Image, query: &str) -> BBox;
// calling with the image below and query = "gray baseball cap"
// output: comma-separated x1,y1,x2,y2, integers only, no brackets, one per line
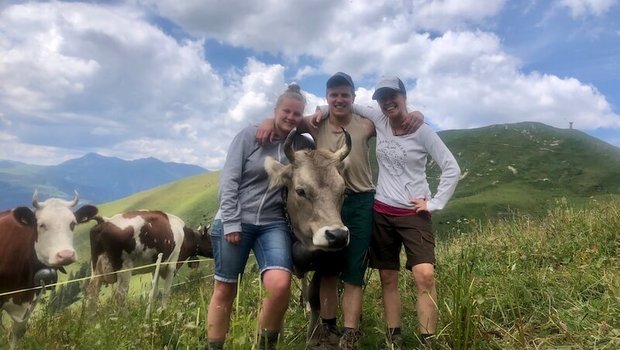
372,76,406,100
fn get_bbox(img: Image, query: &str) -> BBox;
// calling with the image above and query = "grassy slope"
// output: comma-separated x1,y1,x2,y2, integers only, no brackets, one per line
374,122,620,233
9,197,619,349
72,171,221,262
3,121,620,348
63,121,619,267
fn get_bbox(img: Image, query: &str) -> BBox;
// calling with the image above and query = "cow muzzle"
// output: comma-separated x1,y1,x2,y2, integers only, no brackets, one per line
54,249,77,266
312,226,350,250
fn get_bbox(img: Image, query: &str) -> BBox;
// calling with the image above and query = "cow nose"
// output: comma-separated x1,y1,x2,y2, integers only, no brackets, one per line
325,229,349,249
56,250,76,265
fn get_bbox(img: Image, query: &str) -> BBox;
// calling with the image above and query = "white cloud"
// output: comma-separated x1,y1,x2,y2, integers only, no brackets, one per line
409,0,507,31
0,2,226,166
413,60,619,131
0,0,618,170
136,0,336,56
557,0,618,17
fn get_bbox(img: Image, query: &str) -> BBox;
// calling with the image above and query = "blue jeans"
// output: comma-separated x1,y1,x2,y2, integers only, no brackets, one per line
211,219,293,283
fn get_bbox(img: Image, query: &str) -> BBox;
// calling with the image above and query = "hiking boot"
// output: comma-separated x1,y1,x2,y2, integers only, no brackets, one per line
308,324,340,350
338,328,362,350
389,333,403,350
419,334,435,349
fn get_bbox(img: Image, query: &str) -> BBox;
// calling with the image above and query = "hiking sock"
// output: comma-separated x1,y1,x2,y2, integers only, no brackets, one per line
388,327,401,336
207,339,225,350
321,317,337,327
259,330,280,349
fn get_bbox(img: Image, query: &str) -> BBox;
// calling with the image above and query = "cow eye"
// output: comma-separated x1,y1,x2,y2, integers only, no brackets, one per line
295,188,306,198
38,223,47,231
70,222,76,231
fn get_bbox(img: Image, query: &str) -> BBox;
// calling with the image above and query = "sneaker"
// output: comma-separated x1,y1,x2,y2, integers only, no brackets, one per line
338,328,362,350
308,324,340,350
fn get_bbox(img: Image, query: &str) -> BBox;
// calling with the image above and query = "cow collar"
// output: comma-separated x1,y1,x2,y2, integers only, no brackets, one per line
281,187,297,243
189,228,204,260
31,254,66,288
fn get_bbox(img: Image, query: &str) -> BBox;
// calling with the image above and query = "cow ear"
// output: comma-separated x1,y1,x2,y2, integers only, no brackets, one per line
75,205,99,224
14,206,36,226
264,156,292,189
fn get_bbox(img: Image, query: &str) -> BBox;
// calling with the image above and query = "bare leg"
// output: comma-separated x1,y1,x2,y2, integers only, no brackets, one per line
207,280,237,341
259,269,292,331
342,282,363,329
412,263,437,334
379,269,401,328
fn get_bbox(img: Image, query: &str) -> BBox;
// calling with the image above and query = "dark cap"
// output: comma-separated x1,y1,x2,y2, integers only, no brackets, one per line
326,72,355,91
372,76,406,100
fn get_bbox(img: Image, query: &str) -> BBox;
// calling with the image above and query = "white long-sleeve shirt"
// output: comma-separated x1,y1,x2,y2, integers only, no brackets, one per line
353,104,460,212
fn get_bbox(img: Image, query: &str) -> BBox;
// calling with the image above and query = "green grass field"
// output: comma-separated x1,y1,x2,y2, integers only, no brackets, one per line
2,121,619,348
3,198,618,349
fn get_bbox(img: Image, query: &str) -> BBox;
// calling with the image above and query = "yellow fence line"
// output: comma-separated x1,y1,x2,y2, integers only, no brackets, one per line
0,257,213,298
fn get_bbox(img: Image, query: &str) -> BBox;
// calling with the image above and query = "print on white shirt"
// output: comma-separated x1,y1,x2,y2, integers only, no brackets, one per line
377,139,407,177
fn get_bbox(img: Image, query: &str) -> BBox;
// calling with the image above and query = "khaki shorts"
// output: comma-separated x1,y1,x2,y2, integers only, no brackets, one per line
369,211,435,271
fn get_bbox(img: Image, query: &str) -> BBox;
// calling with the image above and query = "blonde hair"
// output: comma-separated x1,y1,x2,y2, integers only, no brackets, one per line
276,83,307,108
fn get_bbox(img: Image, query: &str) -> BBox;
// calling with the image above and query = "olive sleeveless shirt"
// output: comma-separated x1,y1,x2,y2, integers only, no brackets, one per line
315,114,374,193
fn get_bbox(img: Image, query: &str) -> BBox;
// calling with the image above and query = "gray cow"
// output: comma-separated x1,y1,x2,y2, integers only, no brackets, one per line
264,128,352,342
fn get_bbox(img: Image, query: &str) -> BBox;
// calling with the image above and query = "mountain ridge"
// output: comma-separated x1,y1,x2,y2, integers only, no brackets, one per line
0,153,207,210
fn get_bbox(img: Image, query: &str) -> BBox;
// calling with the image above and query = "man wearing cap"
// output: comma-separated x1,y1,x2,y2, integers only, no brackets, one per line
357,76,460,348
308,72,376,349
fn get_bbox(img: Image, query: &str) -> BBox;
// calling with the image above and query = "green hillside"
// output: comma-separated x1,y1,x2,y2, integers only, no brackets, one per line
368,121,620,233
73,171,220,260
5,122,620,349
430,122,620,232
72,121,620,254
14,194,620,349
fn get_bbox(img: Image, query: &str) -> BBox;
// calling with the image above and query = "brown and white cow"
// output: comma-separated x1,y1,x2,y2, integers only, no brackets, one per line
86,210,213,308
264,128,351,339
0,191,98,349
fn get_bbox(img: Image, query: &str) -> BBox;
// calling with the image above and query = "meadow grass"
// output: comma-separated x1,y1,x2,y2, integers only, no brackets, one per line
2,198,618,349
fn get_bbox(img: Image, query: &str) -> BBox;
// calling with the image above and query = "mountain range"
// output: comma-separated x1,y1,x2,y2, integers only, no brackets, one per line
0,153,207,210
2,122,619,232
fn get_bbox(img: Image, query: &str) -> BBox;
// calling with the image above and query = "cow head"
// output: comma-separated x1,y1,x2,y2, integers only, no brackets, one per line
32,190,99,266
265,128,351,251
185,224,213,268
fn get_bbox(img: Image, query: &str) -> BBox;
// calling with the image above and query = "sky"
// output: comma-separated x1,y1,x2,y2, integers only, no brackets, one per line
0,0,619,170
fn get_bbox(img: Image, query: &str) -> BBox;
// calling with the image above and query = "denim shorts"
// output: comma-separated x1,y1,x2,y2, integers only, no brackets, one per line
210,219,293,283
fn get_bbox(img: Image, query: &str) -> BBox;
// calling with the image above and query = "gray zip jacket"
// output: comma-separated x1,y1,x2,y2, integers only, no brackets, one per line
215,125,314,235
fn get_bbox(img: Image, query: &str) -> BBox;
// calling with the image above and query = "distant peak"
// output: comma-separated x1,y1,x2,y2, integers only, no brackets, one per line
82,152,106,159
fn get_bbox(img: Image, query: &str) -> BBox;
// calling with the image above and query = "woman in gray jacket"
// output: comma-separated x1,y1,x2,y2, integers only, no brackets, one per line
206,84,314,350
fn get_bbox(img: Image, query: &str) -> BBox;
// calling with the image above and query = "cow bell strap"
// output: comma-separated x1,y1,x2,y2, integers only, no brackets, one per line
281,187,298,243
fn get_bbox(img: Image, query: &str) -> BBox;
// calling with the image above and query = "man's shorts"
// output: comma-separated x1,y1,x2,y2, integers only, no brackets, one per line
340,191,374,286
210,219,293,283
369,211,435,271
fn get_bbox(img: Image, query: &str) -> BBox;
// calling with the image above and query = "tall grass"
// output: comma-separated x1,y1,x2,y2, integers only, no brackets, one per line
2,198,618,349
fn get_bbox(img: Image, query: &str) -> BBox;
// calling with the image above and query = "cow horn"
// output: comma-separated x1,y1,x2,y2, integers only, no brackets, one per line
57,190,80,207
69,190,79,207
333,128,352,161
32,189,41,209
284,128,297,163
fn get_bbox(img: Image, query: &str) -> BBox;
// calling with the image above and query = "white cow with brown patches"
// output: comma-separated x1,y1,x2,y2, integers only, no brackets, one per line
86,210,212,308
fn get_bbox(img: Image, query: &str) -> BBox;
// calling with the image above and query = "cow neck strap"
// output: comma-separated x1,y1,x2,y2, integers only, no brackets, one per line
281,187,298,243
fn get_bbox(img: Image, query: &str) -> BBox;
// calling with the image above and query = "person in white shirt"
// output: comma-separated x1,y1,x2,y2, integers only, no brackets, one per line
360,76,460,348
